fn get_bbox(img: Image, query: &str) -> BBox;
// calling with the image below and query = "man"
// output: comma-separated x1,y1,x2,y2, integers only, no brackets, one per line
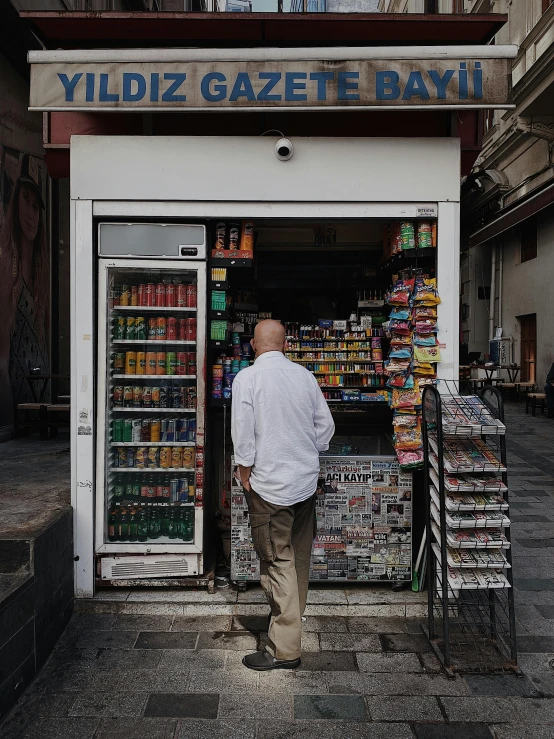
545,362,554,418
231,319,335,671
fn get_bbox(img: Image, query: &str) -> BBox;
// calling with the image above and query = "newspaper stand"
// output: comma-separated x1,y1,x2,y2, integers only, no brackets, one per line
421,384,518,676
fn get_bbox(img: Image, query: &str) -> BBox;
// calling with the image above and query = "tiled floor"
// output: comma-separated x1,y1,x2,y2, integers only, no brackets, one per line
1,401,554,738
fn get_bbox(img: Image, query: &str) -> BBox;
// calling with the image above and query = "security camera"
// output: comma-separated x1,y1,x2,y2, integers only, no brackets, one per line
275,138,293,161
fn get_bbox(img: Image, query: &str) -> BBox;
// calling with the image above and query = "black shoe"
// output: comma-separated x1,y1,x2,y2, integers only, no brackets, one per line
242,650,301,671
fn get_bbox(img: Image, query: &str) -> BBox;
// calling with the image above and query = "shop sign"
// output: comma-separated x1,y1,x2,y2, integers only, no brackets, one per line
29,59,511,111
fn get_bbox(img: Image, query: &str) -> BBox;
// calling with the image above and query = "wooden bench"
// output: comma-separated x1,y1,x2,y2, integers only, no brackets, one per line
16,402,70,439
526,393,546,416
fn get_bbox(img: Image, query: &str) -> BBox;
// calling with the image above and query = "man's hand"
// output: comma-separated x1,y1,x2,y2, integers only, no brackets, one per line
238,465,252,492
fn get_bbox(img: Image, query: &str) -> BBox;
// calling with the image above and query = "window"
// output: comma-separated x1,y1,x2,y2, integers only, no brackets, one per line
520,216,537,263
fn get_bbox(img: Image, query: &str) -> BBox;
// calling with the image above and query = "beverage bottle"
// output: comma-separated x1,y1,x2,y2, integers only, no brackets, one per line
148,505,158,539
178,506,186,540
161,503,170,537
138,507,148,542
118,508,129,541
108,506,118,542
129,509,138,542
168,505,178,539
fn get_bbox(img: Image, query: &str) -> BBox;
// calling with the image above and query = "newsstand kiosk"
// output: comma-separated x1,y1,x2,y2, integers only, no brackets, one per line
27,45,516,598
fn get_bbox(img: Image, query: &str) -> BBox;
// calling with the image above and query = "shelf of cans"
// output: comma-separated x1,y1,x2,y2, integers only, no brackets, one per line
112,417,196,443
112,281,197,309
382,275,441,471
112,316,197,343
382,220,437,260
113,442,195,471
211,332,255,400
108,502,195,543
111,384,197,410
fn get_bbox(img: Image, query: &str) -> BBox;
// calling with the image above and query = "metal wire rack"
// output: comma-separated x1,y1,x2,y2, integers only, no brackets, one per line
421,382,518,676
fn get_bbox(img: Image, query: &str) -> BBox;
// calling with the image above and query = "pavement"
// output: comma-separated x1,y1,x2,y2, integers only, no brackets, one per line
1,402,554,739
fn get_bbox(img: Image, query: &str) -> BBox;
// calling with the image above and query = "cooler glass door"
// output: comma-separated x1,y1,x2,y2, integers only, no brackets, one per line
95,259,206,554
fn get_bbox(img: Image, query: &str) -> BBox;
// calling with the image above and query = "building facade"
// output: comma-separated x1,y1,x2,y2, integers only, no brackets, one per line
462,0,554,386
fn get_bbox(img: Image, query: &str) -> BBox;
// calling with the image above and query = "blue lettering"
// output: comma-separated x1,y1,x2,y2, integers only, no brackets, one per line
229,73,255,102
57,73,83,102
150,73,159,102
338,71,359,101
257,72,282,101
459,62,468,100
162,73,187,102
473,62,483,100
427,70,455,100
376,71,400,101
122,73,146,102
309,72,334,101
85,72,95,102
285,72,307,102
201,72,227,102
99,73,119,102
402,72,430,101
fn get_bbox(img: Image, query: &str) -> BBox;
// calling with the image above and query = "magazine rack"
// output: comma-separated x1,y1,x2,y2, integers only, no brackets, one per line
421,383,518,676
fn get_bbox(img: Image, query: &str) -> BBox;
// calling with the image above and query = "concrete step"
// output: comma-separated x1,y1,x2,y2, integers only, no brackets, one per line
75,585,427,618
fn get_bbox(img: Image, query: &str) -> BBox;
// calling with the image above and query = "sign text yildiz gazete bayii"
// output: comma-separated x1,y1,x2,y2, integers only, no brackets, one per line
29,59,512,110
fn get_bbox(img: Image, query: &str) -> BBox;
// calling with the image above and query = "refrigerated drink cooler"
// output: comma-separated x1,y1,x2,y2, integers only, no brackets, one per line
95,223,207,581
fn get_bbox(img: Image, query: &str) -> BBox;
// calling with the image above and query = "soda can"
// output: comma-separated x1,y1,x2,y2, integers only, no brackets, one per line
112,418,123,442
132,386,143,408
143,386,152,408
177,284,187,307
125,316,136,341
159,386,168,408
146,480,156,498
135,316,146,340
114,353,125,372
136,447,148,468
130,285,138,306
114,481,124,501
152,387,160,407
166,419,176,442
188,352,197,376
138,284,146,306
146,351,157,375
178,318,187,341
140,483,149,501
167,317,177,341
114,317,126,340
136,352,146,376
155,283,166,307
155,483,164,499
160,419,168,441
186,284,197,308
171,388,182,408
145,283,155,307
156,352,166,375
157,317,167,341
112,286,121,307
177,478,187,503
167,352,178,376
177,352,188,375
126,448,136,468
186,318,197,341
161,480,170,501
123,386,134,407
170,479,179,503
117,448,127,467
177,419,188,441
148,447,160,468
123,419,133,442
188,473,196,503
132,483,140,501
132,418,142,442
125,352,137,375
182,448,194,468
148,318,157,340
188,419,196,441
120,285,130,306
223,387,232,399
150,419,161,442
141,418,151,442
188,387,197,408
113,386,124,407
171,447,183,468
166,283,176,307
160,447,172,469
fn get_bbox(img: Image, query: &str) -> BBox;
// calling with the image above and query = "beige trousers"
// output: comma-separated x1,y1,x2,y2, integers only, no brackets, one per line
245,487,316,661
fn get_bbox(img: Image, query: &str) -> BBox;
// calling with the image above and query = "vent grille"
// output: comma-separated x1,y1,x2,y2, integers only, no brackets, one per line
101,555,198,580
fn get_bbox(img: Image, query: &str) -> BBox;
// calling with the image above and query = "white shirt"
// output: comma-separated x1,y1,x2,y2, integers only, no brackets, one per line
231,351,335,506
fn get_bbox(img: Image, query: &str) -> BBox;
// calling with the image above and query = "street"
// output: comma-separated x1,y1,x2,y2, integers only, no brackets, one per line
1,400,554,739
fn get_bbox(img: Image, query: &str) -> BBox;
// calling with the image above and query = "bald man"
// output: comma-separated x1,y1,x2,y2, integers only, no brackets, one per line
232,320,335,671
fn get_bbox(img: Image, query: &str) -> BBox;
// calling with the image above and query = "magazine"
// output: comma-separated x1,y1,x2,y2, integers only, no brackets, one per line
429,484,508,512
430,466,507,494
431,521,510,549
438,566,511,590
430,500,510,529
428,435,506,473
440,395,506,436
440,545,510,569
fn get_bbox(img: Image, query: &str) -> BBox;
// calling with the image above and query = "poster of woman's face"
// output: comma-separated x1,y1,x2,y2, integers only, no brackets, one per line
0,150,50,427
